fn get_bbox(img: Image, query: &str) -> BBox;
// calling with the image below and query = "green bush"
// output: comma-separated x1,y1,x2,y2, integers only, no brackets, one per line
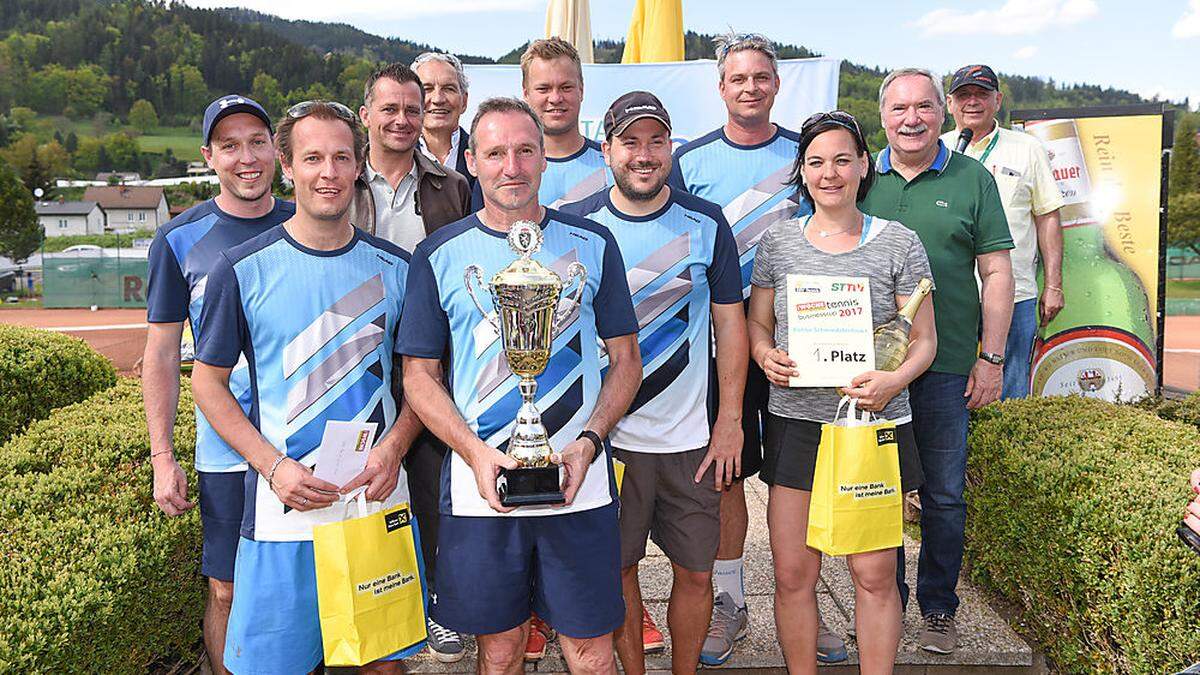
966,396,1200,673
0,324,117,443
0,378,203,673
1155,391,1200,428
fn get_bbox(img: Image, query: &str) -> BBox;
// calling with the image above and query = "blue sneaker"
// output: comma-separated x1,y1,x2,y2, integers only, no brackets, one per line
700,592,748,666
817,617,848,663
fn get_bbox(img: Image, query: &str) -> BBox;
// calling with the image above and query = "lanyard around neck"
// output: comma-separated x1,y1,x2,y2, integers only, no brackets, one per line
975,131,1000,166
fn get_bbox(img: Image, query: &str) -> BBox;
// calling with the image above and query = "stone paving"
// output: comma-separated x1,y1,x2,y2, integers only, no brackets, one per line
408,478,1033,673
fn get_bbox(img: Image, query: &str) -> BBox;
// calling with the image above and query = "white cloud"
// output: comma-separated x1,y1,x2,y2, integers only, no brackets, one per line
1174,0,1200,38
1013,45,1038,59
182,0,543,21
911,0,1098,37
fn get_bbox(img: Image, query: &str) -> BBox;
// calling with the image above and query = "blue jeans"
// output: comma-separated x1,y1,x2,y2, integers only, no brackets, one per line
896,370,970,617
1001,298,1038,400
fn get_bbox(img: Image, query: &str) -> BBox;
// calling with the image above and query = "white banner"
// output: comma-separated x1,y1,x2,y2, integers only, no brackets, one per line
462,57,842,144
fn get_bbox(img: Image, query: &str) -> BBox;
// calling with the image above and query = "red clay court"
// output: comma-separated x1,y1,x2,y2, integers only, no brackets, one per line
0,307,148,375
4,307,1200,394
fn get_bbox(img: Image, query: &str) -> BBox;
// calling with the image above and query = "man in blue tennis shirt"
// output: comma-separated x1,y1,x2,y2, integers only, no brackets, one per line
193,101,423,674
400,96,641,673
562,91,748,674
667,32,842,664
469,37,609,216
144,93,292,674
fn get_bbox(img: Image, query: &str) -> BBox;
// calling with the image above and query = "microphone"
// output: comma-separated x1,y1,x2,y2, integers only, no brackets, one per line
955,128,974,153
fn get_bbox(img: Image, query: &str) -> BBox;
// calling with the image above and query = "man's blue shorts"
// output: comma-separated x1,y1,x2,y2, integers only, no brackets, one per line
431,501,623,639
198,471,245,582
223,537,426,675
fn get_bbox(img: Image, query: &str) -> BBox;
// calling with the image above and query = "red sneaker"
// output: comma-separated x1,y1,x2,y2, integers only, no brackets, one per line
642,605,665,654
525,614,556,661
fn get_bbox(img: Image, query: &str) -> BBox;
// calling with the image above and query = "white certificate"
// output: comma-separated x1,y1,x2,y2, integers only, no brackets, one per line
312,420,379,490
785,274,875,387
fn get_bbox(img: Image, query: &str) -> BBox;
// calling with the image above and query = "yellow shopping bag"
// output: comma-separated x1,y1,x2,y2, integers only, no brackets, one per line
807,396,903,556
313,494,428,666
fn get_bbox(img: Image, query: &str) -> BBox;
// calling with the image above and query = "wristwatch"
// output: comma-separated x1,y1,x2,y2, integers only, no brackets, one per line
979,351,1005,365
576,430,604,463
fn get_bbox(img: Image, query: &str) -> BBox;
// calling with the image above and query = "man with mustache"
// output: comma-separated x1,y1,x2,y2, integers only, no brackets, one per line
667,31,844,666
941,64,1064,400
399,96,641,675
413,51,475,191
561,91,747,675
349,61,472,663
860,67,1014,654
193,100,421,674
144,94,292,675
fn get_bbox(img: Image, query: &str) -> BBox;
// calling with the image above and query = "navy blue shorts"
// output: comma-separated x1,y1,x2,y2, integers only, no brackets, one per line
432,501,624,639
198,471,246,582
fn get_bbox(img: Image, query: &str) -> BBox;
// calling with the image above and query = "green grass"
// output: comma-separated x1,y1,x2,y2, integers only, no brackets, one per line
0,298,42,309
40,116,203,160
136,132,203,161
1167,279,1200,299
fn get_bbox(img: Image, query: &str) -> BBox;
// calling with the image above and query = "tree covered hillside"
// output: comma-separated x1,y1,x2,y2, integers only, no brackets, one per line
0,0,1187,188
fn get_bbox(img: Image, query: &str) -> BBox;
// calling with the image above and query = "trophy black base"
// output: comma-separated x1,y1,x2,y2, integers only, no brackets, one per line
498,466,565,507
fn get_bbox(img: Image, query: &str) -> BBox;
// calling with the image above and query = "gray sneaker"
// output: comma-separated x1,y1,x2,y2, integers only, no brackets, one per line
427,617,465,663
699,592,748,666
917,613,957,654
816,616,848,663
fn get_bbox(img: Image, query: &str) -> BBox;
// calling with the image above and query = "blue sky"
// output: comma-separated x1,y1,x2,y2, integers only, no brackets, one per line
191,0,1200,110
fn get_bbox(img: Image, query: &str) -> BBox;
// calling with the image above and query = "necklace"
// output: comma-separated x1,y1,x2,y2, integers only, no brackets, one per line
816,225,856,238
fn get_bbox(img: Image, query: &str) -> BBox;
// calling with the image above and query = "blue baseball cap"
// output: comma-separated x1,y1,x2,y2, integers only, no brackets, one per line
202,94,273,146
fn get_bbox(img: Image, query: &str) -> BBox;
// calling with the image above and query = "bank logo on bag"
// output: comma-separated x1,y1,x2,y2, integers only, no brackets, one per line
876,428,896,445
384,506,411,533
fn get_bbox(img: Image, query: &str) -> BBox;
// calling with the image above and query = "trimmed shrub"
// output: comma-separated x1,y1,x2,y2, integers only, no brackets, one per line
1155,391,1200,428
0,378,203,673
0,324,117,443
966,396,1200,673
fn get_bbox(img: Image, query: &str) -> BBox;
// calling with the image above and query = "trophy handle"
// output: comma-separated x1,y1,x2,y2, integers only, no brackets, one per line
554,261,587,333
464,265,500,333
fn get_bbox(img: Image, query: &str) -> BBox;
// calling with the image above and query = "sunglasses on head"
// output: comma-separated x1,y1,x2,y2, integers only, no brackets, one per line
801,110,864,138
286,100,357,123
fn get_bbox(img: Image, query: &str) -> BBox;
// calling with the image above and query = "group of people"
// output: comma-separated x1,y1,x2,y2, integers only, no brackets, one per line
143,30,1068,675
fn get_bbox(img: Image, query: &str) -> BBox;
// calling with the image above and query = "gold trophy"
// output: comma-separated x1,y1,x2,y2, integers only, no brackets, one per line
464,221,587,506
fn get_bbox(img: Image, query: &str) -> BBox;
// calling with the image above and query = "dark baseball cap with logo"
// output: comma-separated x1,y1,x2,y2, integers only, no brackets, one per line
603,91,672,139
948,64,1000,94
202,94,273,146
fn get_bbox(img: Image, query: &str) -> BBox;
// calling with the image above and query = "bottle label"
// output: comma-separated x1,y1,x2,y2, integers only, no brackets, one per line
1030,327,1156,401
1025,119,1097,227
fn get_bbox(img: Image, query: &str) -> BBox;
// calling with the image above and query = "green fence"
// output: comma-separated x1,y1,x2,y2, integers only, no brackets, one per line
1168,247,1200,280
41,255,149,308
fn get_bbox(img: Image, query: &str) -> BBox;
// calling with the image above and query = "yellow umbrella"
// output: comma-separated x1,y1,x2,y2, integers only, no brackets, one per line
621,0,684,63
545,0,595,63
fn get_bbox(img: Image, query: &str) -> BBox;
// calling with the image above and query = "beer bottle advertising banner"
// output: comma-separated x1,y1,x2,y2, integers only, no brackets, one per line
1012,105,1171,402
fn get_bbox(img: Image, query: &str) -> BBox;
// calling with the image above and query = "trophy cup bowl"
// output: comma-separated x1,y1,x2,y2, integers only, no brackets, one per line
465,221,587,507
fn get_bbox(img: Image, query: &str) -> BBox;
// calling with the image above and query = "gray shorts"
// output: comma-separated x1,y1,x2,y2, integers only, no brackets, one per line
613,446,721,572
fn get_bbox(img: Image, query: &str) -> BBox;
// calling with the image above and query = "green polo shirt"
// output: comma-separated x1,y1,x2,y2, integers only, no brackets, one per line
860,140,1013,376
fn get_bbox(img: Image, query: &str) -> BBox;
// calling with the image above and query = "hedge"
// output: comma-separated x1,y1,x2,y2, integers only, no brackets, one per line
0,378,203,673
966,396,1200,673
0,323,117,443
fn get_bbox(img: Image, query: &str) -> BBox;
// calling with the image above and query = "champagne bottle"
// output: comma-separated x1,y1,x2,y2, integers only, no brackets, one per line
1025,119,1156,401
873,278,934,372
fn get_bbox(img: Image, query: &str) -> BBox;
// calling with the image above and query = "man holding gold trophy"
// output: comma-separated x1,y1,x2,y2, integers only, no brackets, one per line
399,96,641,673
